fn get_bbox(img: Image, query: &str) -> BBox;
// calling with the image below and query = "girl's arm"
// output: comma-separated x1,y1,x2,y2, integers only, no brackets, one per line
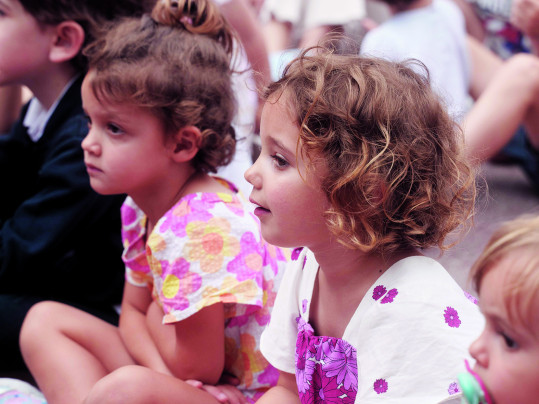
257,371,299,403
147,301,226,384
119,282,173,375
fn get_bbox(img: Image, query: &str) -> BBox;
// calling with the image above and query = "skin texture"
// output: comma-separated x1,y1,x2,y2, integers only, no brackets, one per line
469,252,539,404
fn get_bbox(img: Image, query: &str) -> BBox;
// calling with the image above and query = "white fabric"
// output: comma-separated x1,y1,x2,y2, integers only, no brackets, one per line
23,76,78,142
360,0,470,122
260,0,366,29
261,248,484,403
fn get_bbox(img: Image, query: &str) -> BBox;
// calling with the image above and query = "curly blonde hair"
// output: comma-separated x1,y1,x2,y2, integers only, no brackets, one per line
266,49,476,254
83,0,237,173
471,214,539,326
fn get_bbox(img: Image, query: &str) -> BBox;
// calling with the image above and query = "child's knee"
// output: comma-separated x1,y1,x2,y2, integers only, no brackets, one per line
20,301,60,356
84,366,148,404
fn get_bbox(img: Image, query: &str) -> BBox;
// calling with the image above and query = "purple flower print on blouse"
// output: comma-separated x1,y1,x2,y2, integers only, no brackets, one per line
444,306,461,328
372,285,387,301
291,247,303,261
322,340,358,392
302,299,308,314
448,382,460,395
381,288,398,304
464,291,478,305
311,370,342,404
373,378,388,394
296,353,316,394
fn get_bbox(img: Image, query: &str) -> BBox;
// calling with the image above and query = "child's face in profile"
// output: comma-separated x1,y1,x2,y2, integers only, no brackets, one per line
469,251,539,404
244,94,330,249
0,0,56,87
81,71,174,200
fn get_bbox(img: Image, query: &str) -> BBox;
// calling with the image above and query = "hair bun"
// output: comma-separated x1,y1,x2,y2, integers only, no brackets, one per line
151,0,233,54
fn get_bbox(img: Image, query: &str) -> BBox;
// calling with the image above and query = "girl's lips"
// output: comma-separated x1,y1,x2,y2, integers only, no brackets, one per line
254,206,271,216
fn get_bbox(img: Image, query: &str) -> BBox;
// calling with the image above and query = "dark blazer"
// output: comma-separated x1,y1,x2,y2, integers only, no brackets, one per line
0,77,125,307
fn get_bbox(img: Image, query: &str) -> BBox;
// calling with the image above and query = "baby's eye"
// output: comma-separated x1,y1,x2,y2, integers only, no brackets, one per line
271,154,288,169
502,333,519,349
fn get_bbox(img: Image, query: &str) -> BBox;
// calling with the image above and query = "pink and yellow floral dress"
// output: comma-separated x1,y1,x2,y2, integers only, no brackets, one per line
121,179,287,402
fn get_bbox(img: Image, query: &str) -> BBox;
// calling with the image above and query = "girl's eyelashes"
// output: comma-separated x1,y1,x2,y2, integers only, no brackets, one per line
271,153,289,169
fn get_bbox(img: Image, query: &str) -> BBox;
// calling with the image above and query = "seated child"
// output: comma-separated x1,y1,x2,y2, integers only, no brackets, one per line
245,49,484,403
458,214,539,404
19,0,286,403
0,0,151,373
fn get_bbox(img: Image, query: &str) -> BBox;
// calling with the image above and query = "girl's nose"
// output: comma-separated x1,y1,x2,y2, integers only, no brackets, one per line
244,157,262,189
81,129,101,156
468,331,488,369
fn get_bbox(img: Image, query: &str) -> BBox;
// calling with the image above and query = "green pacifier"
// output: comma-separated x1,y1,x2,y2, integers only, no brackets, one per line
457,360,492,404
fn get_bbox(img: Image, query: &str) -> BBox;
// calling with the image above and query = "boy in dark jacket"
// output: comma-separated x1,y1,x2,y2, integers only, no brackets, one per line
0,0,152,373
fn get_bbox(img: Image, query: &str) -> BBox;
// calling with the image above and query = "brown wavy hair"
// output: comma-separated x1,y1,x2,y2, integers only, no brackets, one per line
470,214,539,326
266,49,476,254
19,0,153,71
83,0,237,173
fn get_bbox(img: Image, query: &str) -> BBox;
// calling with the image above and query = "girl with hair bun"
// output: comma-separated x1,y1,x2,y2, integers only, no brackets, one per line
19,1,286,403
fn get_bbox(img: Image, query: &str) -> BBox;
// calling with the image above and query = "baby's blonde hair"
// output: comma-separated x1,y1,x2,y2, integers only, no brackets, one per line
266,49,476,254
471,214,539,328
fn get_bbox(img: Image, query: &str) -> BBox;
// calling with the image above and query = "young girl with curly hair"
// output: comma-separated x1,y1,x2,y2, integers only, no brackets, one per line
19,0,286,403
246,50,484,403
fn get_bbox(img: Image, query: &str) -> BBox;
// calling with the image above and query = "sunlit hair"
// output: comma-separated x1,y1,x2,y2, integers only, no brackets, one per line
19,0,153,71
471,214,539,328
265,48,476,254
83,0,237,173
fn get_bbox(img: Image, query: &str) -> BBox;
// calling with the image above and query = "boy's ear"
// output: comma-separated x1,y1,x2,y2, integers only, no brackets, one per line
49,21,85,64
170,126,202,163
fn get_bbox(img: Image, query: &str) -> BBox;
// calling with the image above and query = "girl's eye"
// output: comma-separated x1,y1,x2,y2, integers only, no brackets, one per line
84,115,92,129
502,333,518,349
271,154,288,169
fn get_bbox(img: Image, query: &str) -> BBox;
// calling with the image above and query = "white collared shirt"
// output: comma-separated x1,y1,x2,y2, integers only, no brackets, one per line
23,76,78,142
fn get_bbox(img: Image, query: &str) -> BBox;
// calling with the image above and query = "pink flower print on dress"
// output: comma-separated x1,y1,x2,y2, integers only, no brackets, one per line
183,217,240,273
159,194,210,237
444,306,461,328
159,257,202,313
322,340,358,392
448,381,460,395
381,288,398,304
227,232,263,286
373,378,388,394
372,285,387,301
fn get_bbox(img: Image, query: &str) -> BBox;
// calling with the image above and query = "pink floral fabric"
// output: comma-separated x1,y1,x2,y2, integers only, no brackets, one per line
121,179,287,402
295,317,358,403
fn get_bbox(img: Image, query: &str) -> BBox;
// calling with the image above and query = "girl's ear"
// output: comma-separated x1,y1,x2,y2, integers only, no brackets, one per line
49,21,85,64
170,126,202,163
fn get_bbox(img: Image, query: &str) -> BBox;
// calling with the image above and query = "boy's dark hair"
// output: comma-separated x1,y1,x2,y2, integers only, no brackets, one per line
19,0,153,71
266,49,476,254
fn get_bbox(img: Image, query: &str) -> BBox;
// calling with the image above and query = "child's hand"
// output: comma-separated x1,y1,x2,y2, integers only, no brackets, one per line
186,374,249,404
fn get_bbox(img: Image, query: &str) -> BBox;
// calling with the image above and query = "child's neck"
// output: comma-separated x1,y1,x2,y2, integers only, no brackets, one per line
310,244,420,337
27,63,78,110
